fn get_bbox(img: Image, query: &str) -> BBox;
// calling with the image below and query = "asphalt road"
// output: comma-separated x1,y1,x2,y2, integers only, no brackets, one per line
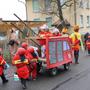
0,50,90,90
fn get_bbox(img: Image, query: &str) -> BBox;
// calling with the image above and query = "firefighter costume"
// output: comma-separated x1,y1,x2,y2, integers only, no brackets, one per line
38,24,52,58
0,48,8,84
27,47,38,80
52,27,61,36
86,36,90,54
12,47,29,89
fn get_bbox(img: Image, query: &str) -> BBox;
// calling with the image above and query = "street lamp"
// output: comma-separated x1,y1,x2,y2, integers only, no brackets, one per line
18,0,28,20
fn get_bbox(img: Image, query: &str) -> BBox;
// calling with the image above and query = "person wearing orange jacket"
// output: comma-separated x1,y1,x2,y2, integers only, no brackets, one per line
27,47,38,80
61,27,69,37
70,25,81,64
0,48,8,84
12,47,29,89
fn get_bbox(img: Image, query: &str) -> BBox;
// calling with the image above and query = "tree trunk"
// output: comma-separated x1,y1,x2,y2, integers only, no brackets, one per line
57,0,66,29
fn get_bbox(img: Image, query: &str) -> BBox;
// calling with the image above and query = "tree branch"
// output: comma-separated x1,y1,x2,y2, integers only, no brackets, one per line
61,0,78,7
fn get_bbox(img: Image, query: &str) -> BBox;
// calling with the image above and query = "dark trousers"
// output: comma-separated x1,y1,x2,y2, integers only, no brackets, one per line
74,50,79,63
20,78,26,87
0,73,7,83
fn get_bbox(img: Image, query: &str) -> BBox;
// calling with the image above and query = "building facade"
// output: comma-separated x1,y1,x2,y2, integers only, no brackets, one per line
26,0,90,34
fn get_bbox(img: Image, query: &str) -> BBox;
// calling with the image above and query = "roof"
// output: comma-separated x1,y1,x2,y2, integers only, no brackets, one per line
52,19,71,27
0,20,46,32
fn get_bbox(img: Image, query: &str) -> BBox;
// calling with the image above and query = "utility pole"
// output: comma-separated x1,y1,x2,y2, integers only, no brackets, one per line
74,0,77,25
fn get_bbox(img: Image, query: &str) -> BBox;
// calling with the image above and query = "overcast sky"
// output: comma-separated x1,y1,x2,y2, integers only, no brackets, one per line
0,0,26,20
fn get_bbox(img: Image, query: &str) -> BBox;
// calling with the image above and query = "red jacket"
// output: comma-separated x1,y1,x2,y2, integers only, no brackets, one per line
0,56,6,75
44,31,53,37
38,32,53,45
86,40,90,49
52,33,62,37
27,52,38,63
12,55,29,79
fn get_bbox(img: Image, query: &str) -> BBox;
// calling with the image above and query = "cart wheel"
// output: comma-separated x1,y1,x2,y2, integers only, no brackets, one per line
88,50,90,55
64,63,70,70
49,68,57,76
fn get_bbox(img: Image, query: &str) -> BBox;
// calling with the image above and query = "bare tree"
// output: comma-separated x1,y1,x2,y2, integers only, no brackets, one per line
40,0,78,29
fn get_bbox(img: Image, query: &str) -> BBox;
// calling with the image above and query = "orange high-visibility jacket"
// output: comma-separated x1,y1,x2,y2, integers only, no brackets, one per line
70,32,81,50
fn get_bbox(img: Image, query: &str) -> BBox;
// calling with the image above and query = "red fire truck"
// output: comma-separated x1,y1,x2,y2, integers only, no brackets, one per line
37,36,73,76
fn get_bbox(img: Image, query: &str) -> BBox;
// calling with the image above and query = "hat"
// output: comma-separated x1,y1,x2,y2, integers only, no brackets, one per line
74,25,79,31
27,47,34,53
17,47,26,55
62,28,68,33
52,28,59,33
88,35,90,38
21,42,28,49
40,26,45,30
40,24,49,30
43,24,49,30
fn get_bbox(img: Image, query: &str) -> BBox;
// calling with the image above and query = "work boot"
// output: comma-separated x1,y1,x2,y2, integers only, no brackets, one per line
3,80,9,84
75,62,79,64
22,84,27,89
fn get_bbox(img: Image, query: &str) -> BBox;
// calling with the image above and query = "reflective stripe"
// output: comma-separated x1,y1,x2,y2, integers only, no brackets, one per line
0,59,5,65
14,59,29,64
87,42,90,44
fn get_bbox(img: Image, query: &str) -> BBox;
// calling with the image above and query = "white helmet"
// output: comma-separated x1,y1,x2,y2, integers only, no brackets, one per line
40,24,49,30
52,28,59,33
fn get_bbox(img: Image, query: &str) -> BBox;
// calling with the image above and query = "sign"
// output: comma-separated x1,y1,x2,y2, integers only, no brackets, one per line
63,41,70,50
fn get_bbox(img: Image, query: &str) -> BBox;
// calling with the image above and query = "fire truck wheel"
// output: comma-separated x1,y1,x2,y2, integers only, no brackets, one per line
49,68,57,76
64,63,70,70
88,50,90,54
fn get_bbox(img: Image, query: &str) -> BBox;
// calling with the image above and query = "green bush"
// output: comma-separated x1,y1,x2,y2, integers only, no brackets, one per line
3,49,11,62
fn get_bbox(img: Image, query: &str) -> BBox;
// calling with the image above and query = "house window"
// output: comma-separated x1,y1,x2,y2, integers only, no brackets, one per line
32,0,40,12
87,16,90,27
79,0,84,8
46,17,52,28
86,0,89,9
33,18,40,21
0,33,6,40
80,15,84,27
45,0,51,11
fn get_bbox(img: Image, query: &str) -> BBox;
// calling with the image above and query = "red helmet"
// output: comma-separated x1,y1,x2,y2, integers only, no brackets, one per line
21,42,28,49
17,47,26,55
27,47,34,53
88,36,90,38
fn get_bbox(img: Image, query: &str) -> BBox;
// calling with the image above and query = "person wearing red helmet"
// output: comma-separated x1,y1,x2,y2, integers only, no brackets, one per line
0,48,8,84
27,47,38,80
21,42,29,56
86,35,90,54
12,47,29,89
21,42,28,49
